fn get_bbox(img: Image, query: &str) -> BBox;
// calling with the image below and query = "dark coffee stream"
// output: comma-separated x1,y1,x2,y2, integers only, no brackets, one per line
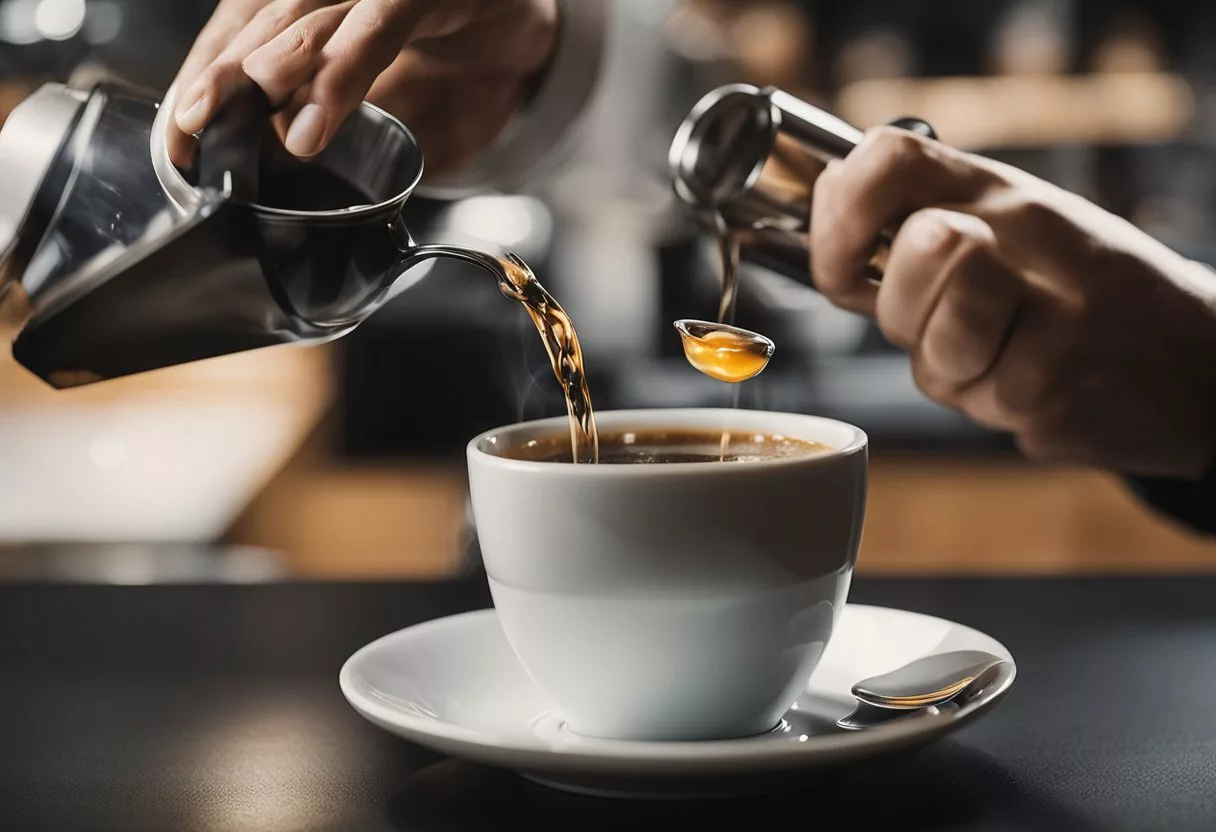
495,255,599,464
260,162,600,463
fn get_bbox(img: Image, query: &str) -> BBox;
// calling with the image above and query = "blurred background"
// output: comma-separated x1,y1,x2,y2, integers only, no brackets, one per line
0,0,1213,584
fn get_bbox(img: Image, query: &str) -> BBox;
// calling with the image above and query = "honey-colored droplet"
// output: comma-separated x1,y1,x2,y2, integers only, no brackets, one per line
675,321,774,383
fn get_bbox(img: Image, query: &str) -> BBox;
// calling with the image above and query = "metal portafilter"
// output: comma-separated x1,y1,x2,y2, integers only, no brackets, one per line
667,83,937,288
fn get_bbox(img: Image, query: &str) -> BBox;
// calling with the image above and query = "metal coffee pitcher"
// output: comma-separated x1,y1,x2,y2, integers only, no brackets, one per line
668,83,936,285
0,81,509,388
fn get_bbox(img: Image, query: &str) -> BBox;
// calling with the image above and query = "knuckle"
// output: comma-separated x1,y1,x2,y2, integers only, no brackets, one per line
212,57,246,85
899,208,968,262
910,355,960,407
1010,195,1061,234
279,21,319,58
866,126,932,176
192,64,226,97
1005,194,1078,249
305,72,350,109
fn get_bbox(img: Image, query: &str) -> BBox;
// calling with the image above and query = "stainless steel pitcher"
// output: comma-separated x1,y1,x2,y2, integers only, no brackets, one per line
0,81,510,388
668,83,936,284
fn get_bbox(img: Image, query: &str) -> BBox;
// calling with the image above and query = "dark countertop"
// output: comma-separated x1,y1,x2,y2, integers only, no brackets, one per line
3,575,1215,831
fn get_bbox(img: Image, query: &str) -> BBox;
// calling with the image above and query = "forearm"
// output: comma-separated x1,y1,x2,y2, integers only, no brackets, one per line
418,0,609,198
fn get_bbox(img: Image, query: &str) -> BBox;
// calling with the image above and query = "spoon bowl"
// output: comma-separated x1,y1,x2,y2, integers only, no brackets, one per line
837,658,1009,731
673,319,775,383
852,650,1007,710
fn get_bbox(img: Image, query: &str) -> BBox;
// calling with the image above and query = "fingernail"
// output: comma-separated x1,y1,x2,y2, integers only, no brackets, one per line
175,89,208,133
285,104,327,157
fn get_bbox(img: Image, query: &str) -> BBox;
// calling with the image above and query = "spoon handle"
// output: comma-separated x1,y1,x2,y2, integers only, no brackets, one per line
837,660,1008,731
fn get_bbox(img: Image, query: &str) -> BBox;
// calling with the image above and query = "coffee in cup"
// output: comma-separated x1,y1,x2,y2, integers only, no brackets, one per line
499,426,829,464
467,407,867,742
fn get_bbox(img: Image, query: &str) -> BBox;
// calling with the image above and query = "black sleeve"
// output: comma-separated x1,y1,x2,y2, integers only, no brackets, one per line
1124,457,1216,536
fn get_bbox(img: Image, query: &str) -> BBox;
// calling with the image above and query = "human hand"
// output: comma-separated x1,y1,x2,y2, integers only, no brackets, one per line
167,0,558,174
810,127,1216,479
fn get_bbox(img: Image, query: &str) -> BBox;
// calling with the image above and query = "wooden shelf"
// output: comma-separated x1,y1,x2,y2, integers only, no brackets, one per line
859,458,1216,575
225,453,1216,579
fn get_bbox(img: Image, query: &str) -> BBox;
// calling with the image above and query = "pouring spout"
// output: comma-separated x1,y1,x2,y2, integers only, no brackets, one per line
390,222,529,302
399,244,516,286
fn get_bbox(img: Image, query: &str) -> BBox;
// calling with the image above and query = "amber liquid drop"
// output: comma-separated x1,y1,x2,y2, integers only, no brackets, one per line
677,221,776,459
496,254,599,464
677,327,772,383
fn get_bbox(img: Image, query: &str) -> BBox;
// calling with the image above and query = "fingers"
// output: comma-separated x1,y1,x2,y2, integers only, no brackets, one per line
881,210,1025,394
808,161,878,315
166,0,263,167
874,208,982,351
242,2,355,104
271,0,430,158
951,316,1071,451
175,0,330,134
918,241,1023,388
810,126,998,314
873,208,1026,419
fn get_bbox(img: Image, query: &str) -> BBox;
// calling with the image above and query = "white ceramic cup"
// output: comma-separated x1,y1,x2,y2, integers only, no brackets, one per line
466,408,867,741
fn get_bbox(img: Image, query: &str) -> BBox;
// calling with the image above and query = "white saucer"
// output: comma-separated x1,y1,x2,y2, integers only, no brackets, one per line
340,604,1015,798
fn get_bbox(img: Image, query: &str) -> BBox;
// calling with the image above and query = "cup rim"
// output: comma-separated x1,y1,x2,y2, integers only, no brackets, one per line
250,101,423,220
466,407,867,476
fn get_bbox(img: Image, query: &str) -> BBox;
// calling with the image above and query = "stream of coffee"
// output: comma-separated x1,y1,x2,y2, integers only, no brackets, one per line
495,253,599,464
715,216,741,327
256,160,601,463
491,214,755,466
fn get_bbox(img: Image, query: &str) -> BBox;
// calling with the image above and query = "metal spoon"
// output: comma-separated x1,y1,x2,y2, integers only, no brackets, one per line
673,319,775,383
852,650,1007,710
836,659,1006,731
835,700,957,732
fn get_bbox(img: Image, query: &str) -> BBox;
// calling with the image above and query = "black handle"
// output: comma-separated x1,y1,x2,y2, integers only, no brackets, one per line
195,86,271,205
887,116,938,140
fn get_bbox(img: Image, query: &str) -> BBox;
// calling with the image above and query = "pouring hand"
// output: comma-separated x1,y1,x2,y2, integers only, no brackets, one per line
167,0,558,173
809,127,1216,480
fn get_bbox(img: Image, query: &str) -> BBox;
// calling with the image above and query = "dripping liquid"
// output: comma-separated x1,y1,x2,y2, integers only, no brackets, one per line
714,216,744,460
496,254,599,464
715,214,742,327
252,162,600,462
